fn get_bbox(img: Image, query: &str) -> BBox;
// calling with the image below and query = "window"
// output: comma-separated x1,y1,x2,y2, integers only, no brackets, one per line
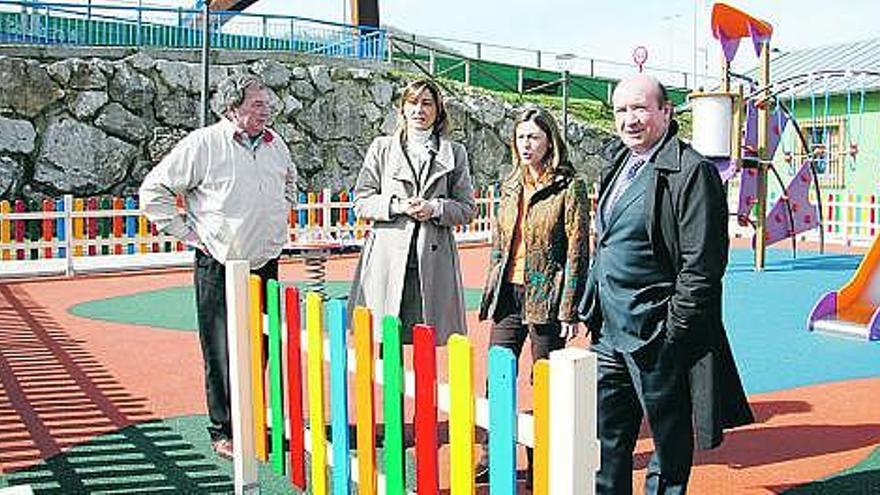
795,116,846,189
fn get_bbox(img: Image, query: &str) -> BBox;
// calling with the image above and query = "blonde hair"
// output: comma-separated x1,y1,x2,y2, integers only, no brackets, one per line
511,105,569,175
396,78,448,136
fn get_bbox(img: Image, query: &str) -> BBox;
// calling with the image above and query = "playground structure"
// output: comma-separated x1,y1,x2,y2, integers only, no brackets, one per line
221,260,600,494
808,236,880,340
688,4,880,340
689,2,803,271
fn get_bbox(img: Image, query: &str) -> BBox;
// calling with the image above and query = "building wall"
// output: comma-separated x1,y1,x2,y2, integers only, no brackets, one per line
770,91,880,198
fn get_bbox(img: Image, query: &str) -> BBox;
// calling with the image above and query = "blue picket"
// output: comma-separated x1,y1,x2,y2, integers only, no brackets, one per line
328,299,351,494
125,197,137,254
488,346,517,494
55,198,65,259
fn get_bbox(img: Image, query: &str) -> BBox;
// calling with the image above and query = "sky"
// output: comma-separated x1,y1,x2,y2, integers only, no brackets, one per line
139,0,879,88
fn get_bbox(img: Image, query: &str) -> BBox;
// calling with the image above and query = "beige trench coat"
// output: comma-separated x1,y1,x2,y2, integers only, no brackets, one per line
347,132,476,344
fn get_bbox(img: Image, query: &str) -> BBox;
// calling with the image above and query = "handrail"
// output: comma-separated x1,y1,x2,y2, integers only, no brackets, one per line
414,31,696,80
0,0,387,61
389,30,702,92
0,1,383,32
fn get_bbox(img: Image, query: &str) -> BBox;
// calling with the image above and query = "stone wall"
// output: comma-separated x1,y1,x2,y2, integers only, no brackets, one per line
0,49,610,201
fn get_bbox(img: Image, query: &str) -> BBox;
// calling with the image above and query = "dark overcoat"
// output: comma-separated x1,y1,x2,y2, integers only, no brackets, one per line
581,121,754,449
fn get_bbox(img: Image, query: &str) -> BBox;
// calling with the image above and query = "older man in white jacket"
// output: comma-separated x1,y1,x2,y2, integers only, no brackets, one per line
139,73,297,460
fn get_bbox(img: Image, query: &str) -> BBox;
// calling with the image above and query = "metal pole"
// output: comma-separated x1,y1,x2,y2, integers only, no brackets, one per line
721,56,730,92
754,41,771,271
692,0,698,89
386,32,394,63
86,0,92,44
561,70,570,144
136,0,142,47
200,0,211,128
730,84,744,173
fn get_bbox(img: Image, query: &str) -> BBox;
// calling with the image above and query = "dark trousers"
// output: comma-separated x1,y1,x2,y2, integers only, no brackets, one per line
594,332,693,495
481,283,565,463
378,248,422,359
398,248,423,344
489,283,565,365
194,250,278,441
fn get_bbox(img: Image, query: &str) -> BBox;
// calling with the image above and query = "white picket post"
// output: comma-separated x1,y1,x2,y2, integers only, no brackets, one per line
225,260,258,494
549,348,599,494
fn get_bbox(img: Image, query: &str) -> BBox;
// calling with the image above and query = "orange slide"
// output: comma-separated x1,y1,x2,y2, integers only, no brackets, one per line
808,232,880,340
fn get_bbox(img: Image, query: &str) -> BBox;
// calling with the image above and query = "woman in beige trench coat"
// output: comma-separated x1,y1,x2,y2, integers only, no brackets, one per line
348,79,476,345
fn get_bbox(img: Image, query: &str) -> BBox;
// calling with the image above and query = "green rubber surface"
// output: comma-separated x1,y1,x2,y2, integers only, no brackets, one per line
0,415,417,494
783,445,880,494
69,281,484,332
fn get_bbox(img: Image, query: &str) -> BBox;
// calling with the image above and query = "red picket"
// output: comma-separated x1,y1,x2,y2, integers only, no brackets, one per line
14,199,24,260
113,197,124,255
42,199,53,259
285,286,306,489
87,197,98,256
414,324,439,495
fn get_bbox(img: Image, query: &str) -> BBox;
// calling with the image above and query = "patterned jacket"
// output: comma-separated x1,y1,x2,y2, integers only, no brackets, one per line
479,162,590,324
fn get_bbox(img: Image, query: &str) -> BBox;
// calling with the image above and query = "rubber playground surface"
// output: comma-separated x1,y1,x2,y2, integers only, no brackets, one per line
2,244,880,493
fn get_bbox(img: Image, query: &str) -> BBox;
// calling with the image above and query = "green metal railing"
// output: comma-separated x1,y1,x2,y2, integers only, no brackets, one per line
0,1,386,60
389,35,688,105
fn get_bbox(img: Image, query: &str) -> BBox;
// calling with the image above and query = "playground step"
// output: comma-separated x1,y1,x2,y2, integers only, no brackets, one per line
812,318,870,340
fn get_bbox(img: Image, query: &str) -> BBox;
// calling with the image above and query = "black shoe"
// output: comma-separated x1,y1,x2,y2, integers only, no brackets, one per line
525,468,533,490
375,429,385,448
474,460,490,484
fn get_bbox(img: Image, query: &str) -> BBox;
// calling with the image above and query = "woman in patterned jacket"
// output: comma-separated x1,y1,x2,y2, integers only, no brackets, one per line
476,105,591,484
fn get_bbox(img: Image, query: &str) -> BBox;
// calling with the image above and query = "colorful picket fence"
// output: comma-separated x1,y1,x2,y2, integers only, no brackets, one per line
224,260,599,494
0,195,184,263
822,193,878,243
8,185,880,274
0,187,501,272
727,191,880,248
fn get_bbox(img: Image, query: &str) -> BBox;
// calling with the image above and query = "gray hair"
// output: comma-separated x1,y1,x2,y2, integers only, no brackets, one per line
215,73,265,115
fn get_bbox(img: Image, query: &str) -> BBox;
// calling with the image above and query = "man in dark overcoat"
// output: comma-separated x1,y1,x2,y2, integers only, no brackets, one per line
579,73,754,494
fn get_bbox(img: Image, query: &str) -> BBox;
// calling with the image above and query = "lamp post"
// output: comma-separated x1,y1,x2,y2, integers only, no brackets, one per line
661,13,682,72
692,0,704,90
555,53,576,144
200,0,211,128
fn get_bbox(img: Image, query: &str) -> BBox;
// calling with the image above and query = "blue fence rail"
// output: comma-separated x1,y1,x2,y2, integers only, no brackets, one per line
0,1,386,60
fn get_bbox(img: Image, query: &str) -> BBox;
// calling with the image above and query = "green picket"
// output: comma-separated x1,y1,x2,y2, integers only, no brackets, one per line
267,279,285,475
382,316,405,494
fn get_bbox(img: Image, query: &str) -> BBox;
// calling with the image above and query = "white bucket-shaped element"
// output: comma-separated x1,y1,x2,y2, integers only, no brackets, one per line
690,92,734,158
